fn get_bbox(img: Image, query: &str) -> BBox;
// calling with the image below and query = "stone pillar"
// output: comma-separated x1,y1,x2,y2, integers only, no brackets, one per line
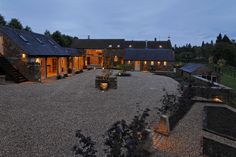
44,57,47,79
66,57,69,74
72,57,75,74
56,57,59,77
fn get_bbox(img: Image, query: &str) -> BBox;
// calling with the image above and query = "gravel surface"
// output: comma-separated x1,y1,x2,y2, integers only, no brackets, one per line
0,70,179,157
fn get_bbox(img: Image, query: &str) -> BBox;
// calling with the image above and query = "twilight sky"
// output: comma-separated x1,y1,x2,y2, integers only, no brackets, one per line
0,0,236,46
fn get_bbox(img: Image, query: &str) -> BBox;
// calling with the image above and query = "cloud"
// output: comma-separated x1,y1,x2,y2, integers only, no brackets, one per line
1,0,236,46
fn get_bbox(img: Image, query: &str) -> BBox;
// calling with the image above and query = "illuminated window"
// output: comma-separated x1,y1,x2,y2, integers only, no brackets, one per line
157,61,160,65
159,45,163,48
114,56,118,62
144,61,147,65
108,45,112,48
129,45,132,48
128,60,131,64
164,61,167,66
151,61,154,65
117,45,120,48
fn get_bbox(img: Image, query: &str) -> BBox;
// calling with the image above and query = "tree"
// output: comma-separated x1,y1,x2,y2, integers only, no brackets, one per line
73,130,97,157
216,33,222,43
8,18,23,29
24,25,32,32
44,30,51,37
0,14,6,26
222,35,231,43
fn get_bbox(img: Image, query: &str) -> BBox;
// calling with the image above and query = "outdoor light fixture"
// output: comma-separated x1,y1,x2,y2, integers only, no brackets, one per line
164,61,167,66
157,61,160,65
108,45,112,48
144,61,147,65
151,61,154,65
129,45,132,48
117,45,120,48
35,58,40,64
22,53,26,59
159,45,163,48
128,60,131,64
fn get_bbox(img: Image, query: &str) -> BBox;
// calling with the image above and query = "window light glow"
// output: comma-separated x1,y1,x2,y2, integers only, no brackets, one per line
128,60,131,64
159,45,163,48
114,56,118,62
144,61,147,65
157,61,161,65
129,45,132,48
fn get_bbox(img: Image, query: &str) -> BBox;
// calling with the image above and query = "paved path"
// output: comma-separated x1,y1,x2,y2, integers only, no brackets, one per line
0,70,179,157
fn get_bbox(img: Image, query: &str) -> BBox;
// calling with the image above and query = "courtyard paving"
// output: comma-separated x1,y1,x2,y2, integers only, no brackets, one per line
0,70,179,157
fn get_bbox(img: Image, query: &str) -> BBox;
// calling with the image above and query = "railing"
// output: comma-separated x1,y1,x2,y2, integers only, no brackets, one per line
5,56,41,82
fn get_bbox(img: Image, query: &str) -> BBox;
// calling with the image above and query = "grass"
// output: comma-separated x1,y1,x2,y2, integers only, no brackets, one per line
221,73,236,108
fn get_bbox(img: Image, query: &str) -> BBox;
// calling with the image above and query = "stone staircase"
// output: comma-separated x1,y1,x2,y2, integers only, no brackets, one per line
0,54,28,83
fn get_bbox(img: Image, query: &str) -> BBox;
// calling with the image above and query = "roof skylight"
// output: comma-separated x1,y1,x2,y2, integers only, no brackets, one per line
36,38,44,44
19,34,28,42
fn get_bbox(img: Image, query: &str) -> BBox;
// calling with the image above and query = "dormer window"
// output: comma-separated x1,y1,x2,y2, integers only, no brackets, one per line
108,45,112,48
159,45,163,48
117,45,120,48
129,45,132,48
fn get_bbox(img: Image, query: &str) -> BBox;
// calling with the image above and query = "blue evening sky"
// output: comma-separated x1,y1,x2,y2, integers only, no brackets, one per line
0,0,236,46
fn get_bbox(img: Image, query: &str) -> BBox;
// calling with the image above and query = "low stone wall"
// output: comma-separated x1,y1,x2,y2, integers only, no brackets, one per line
203,138,236,157
95,76,117,89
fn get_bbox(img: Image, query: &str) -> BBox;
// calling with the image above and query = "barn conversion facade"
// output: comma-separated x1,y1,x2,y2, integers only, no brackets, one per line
0,26,175,83
71,38,174,71
0,26,83,82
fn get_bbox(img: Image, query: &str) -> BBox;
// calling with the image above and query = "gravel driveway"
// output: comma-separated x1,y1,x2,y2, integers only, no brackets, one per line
0,70,179,157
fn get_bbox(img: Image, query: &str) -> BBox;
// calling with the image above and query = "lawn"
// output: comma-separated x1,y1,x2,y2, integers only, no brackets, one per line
221,73,236,108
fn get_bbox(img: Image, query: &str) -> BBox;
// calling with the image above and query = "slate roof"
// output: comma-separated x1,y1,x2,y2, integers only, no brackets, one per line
71,39,172,49
124,48,174,61
71,39,125,49
179,63,205,73
64,48,84,56
0,26,69,56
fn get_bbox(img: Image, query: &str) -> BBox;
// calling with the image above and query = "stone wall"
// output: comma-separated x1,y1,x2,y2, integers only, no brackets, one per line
1,32,40,82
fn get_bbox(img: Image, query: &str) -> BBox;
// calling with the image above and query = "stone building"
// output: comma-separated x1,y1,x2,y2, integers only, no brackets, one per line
0,26,84,82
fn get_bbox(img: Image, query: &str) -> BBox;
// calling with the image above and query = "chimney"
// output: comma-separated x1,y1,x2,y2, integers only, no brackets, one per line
145,40,148,48
88,35,90,39
154,37,157,42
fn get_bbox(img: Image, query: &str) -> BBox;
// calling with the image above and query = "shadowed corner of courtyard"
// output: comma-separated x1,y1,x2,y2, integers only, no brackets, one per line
0,70,180,157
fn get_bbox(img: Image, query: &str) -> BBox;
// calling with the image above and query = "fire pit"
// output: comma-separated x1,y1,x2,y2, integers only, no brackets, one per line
100,82,108,90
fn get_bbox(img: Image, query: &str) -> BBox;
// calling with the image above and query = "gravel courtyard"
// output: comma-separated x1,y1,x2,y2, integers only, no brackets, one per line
0,70,179,157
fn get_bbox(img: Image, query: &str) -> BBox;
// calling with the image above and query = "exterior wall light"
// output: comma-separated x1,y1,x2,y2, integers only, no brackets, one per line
114,56,118,62
144,61,147,65
157,61,161,66
128,60,131,64
151,61,154,65
159,45,163,48
164,61,167,66
22,53,27,59
35,58,40,64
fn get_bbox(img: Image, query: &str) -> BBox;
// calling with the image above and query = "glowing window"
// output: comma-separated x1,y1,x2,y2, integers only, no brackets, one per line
114,56,118,62
157,61,160,65
129,45,132,48
144,61,147,65
128,60,131,64
108,45,112,48
159,45,163,48
117,45,120,48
